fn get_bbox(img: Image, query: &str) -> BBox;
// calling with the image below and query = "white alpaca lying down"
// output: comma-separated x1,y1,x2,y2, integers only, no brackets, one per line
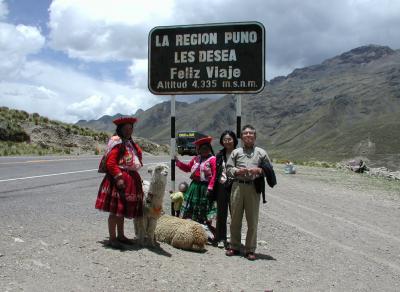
155,215,207,252
134,164,168,246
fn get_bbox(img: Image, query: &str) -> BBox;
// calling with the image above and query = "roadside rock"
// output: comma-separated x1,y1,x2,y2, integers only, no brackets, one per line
14,238,24,243
20,122,169,155
367,167,400,180
133,137,169,155
23,123,102,154
338,159,400,181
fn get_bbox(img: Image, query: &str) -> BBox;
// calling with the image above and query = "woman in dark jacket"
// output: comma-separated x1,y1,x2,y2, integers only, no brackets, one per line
212,130,238,248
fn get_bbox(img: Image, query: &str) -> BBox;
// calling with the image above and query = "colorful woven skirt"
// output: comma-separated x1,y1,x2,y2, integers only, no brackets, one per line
95,171,143,219
181,181,217,223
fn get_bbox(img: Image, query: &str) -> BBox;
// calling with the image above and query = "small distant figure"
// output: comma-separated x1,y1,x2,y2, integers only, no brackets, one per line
170,182,188,217
284,160,296,174
355,160,368,173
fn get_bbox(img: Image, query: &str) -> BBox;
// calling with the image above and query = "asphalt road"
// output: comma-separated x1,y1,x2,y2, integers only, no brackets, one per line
0,155,399,291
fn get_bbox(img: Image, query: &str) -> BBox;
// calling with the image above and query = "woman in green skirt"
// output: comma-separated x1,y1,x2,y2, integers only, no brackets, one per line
175,136,217,230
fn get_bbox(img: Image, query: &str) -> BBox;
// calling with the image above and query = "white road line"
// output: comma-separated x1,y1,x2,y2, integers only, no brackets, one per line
0,154,170,165
0,161,172,182
0,169,98,182
0,157,100,165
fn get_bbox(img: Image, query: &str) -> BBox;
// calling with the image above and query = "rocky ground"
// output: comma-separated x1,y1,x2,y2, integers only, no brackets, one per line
0,159,399,291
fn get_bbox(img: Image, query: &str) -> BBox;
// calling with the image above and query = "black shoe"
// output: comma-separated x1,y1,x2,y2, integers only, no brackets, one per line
117,237,135,245
107,239,125,250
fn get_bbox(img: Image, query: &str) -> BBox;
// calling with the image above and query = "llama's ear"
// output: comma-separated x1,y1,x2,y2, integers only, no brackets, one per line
148,167,154,174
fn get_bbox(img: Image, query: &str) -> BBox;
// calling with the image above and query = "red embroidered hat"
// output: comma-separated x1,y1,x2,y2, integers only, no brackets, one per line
112,116,138,126
194,136,212,146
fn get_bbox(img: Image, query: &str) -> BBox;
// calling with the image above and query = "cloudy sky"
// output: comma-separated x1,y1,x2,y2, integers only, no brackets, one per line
0,0,399,123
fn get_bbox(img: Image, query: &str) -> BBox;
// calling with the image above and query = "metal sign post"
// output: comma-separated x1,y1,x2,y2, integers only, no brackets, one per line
170,95,176,192
236,94,242,146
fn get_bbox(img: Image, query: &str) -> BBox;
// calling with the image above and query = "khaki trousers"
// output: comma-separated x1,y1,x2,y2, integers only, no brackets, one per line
229,182,260,253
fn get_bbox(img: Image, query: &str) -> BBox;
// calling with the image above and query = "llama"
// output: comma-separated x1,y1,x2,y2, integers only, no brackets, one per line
134,163,169,246
155,215,208,252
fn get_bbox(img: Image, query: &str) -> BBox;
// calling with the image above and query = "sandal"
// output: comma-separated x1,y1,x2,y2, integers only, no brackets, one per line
225,248,240,256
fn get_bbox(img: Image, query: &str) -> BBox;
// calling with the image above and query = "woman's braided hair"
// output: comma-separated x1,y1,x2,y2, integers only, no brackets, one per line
115,124,127,161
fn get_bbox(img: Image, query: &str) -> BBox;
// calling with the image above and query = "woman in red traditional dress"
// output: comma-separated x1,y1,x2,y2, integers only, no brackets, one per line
95,116,143,249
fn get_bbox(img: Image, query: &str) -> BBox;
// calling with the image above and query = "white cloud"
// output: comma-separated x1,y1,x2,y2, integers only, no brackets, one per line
101,94,148,116
0,1,162,124
48,0,175,61
0,0,8,21
129,58,148,88
36,86,58,99
48,0,400,80
47,0,235,62
65,92,156,121
2,0,400,125
0,23,45,79
65,95,105,119
51,0,174,25
0,60,162,123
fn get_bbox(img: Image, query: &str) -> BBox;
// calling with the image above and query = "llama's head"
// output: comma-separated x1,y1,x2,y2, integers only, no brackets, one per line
147,163,169,191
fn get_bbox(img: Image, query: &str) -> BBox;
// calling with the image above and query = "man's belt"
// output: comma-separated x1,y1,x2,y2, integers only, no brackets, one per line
237,179,253,185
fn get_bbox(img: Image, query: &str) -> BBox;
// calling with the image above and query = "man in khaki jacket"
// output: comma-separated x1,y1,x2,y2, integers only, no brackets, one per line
225,124,270,260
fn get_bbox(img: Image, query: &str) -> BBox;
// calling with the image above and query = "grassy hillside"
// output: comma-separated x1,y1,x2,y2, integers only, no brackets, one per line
0,107,110,156
0,107,169,156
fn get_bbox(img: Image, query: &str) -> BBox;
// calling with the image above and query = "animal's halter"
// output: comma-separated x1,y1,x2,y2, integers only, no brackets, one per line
145,192,162,216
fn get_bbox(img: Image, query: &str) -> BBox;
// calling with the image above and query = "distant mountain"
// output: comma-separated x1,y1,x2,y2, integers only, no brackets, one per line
76,114,123,134
77,45,400,170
